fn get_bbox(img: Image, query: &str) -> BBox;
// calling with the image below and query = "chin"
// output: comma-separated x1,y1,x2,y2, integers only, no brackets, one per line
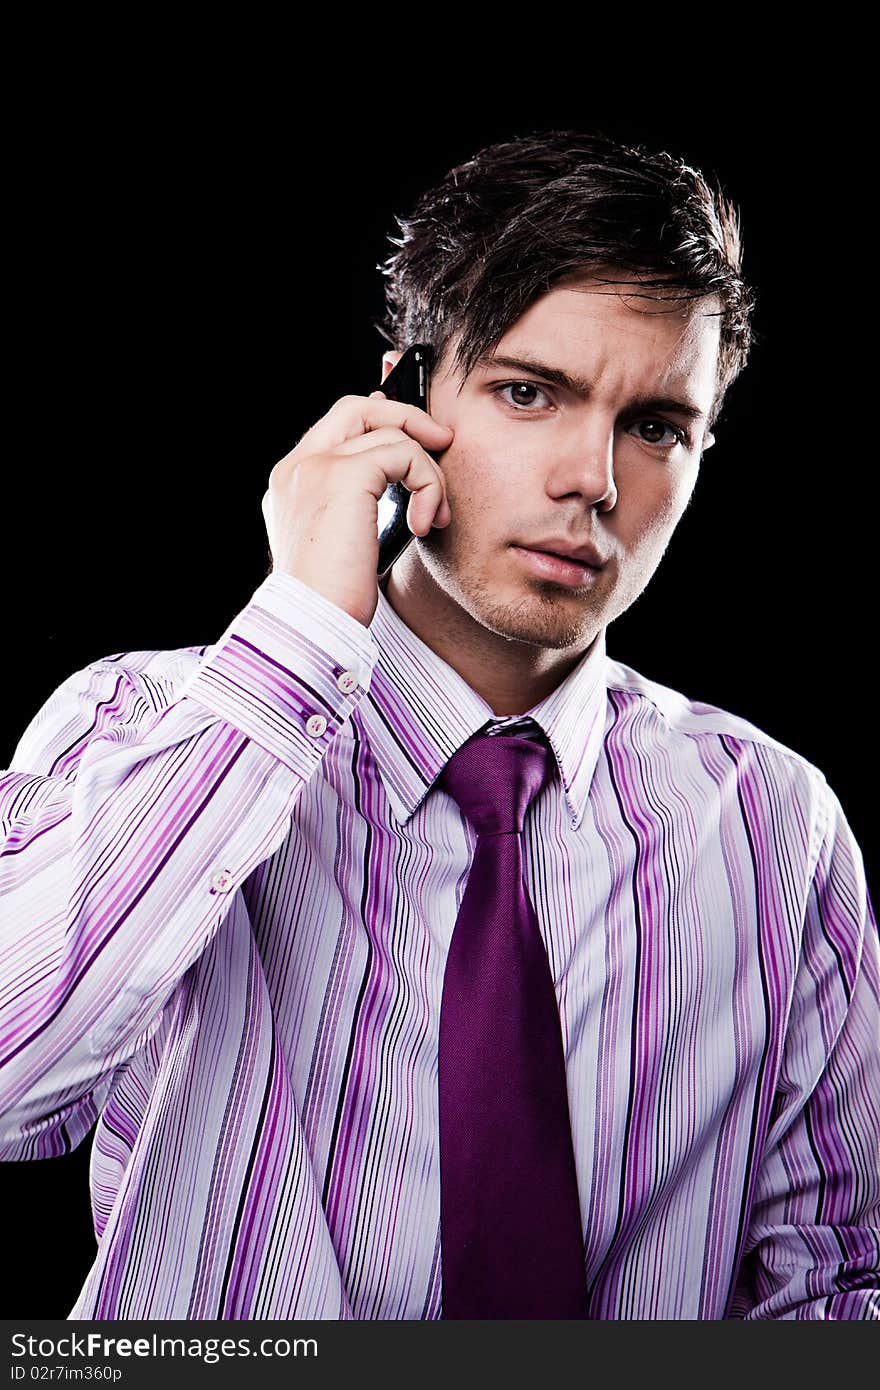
418,540,605,648
469,588,601,651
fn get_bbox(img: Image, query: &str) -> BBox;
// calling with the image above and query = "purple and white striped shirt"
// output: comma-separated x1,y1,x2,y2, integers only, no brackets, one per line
1,570,878,1319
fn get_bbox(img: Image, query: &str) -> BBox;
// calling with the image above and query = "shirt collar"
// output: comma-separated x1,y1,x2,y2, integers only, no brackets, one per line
358,581,608,831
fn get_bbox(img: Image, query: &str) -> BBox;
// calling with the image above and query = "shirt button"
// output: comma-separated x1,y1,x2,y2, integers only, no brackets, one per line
210,868,233,893
336,670,359,694
306,714,328,737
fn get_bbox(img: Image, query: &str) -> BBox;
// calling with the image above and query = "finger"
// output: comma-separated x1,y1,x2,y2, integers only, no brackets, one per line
304,394,455,451
336,428,451,525
332,430,450,523
348,438,450,532
335,425,426,455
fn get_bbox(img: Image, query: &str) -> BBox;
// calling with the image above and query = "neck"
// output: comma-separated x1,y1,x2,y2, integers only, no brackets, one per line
381,551,599,716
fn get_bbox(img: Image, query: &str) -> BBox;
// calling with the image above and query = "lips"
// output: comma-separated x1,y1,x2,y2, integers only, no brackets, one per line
519,539,606,569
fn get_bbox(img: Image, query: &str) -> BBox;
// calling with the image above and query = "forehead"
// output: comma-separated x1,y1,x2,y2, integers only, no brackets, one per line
469,268,722,407
514,269,719,353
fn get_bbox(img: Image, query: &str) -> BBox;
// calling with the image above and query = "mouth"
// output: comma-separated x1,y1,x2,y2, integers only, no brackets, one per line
512,545,603,588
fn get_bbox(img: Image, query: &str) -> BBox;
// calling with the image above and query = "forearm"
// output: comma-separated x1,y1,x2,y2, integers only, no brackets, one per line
730,789,880,1319
733,1226,880,1319
0,727,301,1153
0,571,377,1155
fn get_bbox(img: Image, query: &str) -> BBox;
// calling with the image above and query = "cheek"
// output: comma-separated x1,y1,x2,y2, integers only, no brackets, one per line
620,470,695,551
441,440,515,521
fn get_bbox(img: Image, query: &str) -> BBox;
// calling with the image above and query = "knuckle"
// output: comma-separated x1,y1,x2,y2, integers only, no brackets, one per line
360,425,395,446
379,422,414,447
294,454,323,487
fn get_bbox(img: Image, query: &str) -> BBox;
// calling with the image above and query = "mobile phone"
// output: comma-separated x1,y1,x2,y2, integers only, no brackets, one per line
376,343,437,578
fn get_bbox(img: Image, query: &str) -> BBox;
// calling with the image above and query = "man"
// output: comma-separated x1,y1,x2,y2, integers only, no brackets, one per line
1,130,877,1319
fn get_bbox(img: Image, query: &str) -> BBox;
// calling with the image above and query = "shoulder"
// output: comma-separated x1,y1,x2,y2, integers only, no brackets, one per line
8,644,211,779
602,655,831,836
42,642,211,715
604,655,816,762
80,644,211,695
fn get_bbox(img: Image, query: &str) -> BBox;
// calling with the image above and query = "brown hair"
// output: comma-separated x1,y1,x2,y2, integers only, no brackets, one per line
376,129,756,429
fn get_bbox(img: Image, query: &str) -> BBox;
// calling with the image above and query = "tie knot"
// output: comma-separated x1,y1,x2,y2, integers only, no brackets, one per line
438,733,553,837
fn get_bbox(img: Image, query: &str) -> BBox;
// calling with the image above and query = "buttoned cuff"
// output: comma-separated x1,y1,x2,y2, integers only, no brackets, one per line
181,571,380,776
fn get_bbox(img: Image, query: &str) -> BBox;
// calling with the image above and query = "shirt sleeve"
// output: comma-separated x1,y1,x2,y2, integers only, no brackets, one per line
730,780,880,1319
0,571,379,1160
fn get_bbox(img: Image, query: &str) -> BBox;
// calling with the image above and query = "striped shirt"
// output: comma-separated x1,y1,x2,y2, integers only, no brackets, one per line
0,569,877,1320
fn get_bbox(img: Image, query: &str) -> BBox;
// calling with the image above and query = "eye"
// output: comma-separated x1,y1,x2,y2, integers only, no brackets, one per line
491,384,693,450
627,417,690,451
491,380,555,411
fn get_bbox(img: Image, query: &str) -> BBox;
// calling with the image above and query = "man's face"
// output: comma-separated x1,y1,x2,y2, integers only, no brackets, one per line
387,269,721,656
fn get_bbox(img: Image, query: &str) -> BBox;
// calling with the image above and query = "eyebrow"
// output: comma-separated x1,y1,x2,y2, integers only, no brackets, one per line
475,353,708,423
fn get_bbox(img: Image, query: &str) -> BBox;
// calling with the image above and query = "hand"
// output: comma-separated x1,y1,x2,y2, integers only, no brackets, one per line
262,391,454,627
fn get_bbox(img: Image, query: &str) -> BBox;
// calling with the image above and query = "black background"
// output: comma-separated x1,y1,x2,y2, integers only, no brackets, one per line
2,109,875,1317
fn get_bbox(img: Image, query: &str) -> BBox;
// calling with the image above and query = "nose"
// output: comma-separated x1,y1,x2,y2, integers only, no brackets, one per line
544,424,618,513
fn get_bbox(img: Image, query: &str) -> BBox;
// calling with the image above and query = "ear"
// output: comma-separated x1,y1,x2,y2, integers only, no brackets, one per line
702,431,716,451
380,350,403,383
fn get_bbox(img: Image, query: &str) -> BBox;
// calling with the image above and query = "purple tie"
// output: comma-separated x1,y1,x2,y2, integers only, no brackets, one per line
437,731,589,1319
